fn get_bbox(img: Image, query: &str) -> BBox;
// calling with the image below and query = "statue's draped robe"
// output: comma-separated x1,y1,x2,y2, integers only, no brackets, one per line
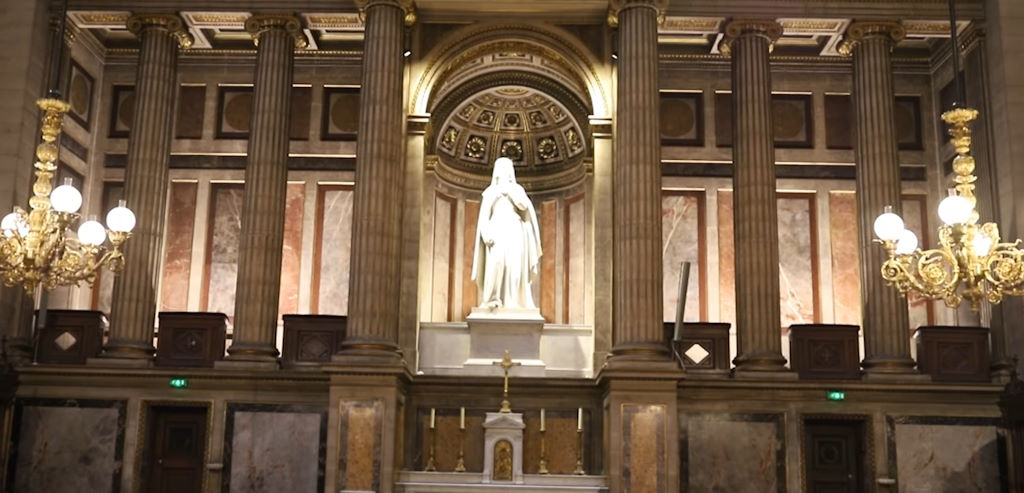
471,182,542,309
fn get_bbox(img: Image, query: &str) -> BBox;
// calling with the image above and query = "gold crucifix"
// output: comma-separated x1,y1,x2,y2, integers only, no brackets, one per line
494,350,521,413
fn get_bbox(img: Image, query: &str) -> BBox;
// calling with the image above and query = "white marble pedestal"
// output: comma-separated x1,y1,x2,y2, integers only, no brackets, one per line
482,412,526,484
464,308,546,376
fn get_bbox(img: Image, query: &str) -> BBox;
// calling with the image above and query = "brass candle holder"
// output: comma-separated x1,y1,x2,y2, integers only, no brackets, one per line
424,409,437,472
454,428,467,472
538,428,550,474
573,429,585,475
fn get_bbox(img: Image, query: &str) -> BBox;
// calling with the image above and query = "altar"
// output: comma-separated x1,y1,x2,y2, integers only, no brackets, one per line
395,472,608,492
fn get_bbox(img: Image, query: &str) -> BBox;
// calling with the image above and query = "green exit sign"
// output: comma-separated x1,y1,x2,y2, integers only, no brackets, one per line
169,377,188,389
826,390,845,401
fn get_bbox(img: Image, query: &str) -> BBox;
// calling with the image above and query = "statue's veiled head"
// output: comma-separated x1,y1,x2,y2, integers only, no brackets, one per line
491,157,517,185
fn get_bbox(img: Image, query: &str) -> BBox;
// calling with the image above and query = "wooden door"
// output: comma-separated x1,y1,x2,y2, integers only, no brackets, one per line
804,421,864,493
146,406,207,493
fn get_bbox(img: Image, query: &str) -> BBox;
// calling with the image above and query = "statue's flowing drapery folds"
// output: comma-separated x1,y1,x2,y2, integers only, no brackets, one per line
471,158,542,310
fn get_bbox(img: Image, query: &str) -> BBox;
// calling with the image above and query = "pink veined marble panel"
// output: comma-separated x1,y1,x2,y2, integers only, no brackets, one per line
662,192,702,323
204,184,243,320
778,195,817,327
539,200,557,322
717,190,735,325
93,183,124,313
463,200,481,319
431,194,453,322
567,196,585,324
314,186,353,315
829,192,862,326
901,196,933,330
160,182,198,311
278,183,305,319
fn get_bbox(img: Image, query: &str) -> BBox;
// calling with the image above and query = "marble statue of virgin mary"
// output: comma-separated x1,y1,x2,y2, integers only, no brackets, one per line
471,157,542,310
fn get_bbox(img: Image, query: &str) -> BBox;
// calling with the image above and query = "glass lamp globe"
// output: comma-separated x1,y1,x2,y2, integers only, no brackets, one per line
972,232,994,257
105,200,136,233
1,211,28,238
873,206,905,242
938,194,972,225
50,181,82,213
895,229,918,255
77,220,106,246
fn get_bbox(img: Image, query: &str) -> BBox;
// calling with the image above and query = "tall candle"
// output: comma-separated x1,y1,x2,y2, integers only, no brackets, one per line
577,408,583,431
460,407,465,429
540,408,546,432
430,408,436,429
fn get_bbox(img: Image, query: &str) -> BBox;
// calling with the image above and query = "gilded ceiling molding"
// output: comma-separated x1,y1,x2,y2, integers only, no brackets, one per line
607,0,669,27
837,20,905,56
127,13,194,49
355,0,417,26
244,14,308,49
719,18,783,56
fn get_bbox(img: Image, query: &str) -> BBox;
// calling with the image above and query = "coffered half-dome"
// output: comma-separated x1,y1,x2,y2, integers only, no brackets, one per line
430,84,590,192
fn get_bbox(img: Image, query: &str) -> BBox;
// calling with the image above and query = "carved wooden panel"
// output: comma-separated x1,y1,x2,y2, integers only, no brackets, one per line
788,324,860,380
915,326,990,382
36,310,107,364
667,322,731,372
282,315,347,367
155,312,227,368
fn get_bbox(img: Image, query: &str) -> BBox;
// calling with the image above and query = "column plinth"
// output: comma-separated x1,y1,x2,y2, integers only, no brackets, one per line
723,20,792,374
841,21,918,375
222,15,306,366
100,14,191,364
334,0,412,367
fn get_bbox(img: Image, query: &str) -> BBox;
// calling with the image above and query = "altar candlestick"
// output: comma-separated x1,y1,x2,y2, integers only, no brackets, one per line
460,407,465,429
430,408,435,429
540,408,546,432
577,408,583,430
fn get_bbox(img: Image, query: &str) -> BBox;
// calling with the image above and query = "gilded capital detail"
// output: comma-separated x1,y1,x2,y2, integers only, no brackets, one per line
720,19,783,56
127,13,194,49
356,0,417,26
838,20,905,56
245,14,309,49
607,0,668,27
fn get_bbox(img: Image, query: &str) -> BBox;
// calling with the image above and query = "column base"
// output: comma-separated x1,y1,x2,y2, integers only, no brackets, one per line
333,339,407,368
861,355,917,374
732,351,789,373
607,342,671,362
4,337,34,366
992,358,1015,383
222,343,280,369
214,359,279,370
96,340,156,364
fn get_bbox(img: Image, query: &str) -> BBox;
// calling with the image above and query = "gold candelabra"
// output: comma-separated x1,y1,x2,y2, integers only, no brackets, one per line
0,98,135,293
424,408,437,471
874,107,1024,312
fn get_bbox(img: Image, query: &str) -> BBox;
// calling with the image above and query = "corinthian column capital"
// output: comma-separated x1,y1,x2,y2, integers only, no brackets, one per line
127,13,193,49
607,0,668,27
244,14,308,49
720,19,783,56
838,20,905,56
356,0,418,26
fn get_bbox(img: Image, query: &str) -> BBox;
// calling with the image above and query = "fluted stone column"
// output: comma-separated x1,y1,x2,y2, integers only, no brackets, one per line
335,0,411,364
840,21,917,375
608,0,669,362
221,15,306,366
100,15,191,363
722,20,789,373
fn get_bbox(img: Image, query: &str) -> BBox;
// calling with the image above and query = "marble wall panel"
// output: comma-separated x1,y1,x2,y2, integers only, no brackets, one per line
892,418,1001,493
278,183,305,318
682,413,783,492
778,195,817,327
338,400,382,492
93,183,124,313
901,196,933,330
829,192,861,325
717,190,735,325
462,200,480,318
522,412,580,475
314,185,353,315
224,405,325,493
663,192,703,323
160,182,197,311
431,194,454,321
419,411,486,473
567,196,585,324
623,404,665,493
13,400,125,493
204,184,243,319
540,200,557,322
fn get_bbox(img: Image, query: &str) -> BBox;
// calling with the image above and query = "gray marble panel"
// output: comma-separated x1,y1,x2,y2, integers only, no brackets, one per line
207,185,243,319
316,187,353,315
14,403,124,493
895,422,1001,493
225,407,324,493
662,193,702,323
682,413,784,493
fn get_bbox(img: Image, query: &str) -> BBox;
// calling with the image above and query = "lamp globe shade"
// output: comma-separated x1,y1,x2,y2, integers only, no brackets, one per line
873,211,905,242
938,195,972,225
106,205,136,233
1,212,28,238
50,184,82,213
895,229,918,255
973,232,994,257
77,220,107,246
